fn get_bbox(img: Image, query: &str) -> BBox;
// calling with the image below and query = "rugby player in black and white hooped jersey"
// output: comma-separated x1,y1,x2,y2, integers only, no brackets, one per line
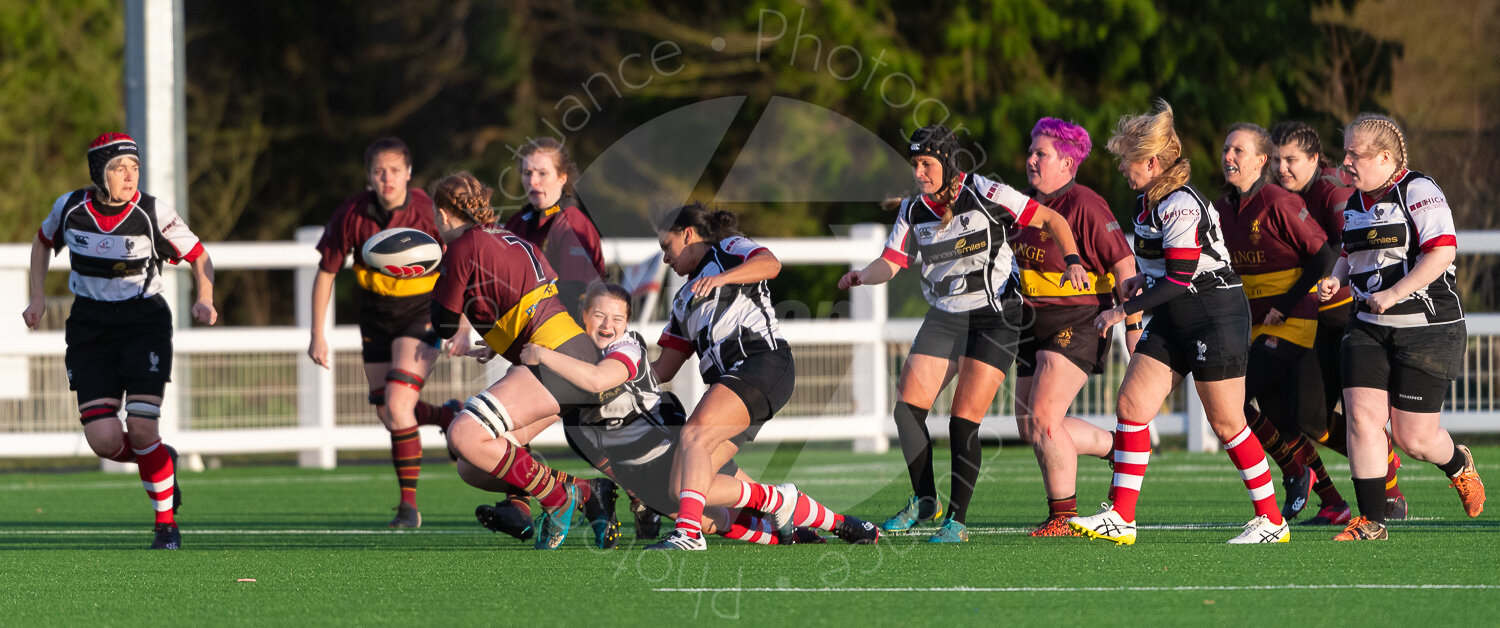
22,133,217,550
309,137,459,529
1317,114,1485,541
496,283,861,548
647,204,881,551
1009,118,1140,537
1269,121,1409,525
839,125,1090,543
1068,101,1290,545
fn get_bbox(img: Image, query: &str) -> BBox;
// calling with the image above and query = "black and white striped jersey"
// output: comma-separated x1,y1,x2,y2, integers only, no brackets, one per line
566,331,683,467
1340,170,1463,328
1131,186,1239,291
882,173,1036,313
658,236,786,384
37,188,204,302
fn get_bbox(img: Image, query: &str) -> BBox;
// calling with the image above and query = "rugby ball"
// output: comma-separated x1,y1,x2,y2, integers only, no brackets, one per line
362,228,441,278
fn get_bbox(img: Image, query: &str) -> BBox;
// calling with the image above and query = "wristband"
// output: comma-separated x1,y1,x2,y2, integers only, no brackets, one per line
1125,321,1145,332
1063,254,1083,267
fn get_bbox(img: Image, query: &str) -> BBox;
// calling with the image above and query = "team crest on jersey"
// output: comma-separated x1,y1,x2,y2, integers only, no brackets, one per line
72,233,89,246
1249,219,1262,244
1039,229,1051,241
94,239,114,255
1056,328,1073,348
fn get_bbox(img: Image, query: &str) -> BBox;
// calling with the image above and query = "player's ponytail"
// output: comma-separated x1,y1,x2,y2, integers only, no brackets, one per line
665,202,741,242
1107,99,1191,208
431,172,496,224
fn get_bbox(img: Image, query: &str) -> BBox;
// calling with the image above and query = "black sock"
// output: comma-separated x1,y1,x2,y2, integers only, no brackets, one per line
1436,443,1468,478
1352,476,1387,524
948,417,983,524
893,402,936,501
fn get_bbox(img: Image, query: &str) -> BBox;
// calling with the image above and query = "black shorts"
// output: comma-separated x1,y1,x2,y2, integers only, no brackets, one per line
1017,303,1111,377
65,295,173,404
715,345,796,442
1245,335,1318,435
356,291,439,363
908,303,1023,372
527,334,605,413
1133,286,1250,382
565,397,737,516
1341,318,1465,413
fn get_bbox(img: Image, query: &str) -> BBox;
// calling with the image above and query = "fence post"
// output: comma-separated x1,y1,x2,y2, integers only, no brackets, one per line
1182,375,1219,453
849,224,890,453
295,226,337,468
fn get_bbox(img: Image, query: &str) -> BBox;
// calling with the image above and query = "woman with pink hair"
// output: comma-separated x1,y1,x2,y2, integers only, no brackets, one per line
1009,118,1141,536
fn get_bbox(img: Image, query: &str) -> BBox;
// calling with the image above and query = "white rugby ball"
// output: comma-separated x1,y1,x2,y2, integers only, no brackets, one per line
362,227,441,278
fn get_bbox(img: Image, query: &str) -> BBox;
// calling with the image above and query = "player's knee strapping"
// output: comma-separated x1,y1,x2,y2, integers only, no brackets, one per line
79,404,119,426
386,369,425,393
368,387,386,406
124,401,161,421
462,390,516,441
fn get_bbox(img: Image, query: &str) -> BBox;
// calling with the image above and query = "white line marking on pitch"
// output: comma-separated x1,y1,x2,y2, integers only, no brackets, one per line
0,529,489,535
655,584,1500,593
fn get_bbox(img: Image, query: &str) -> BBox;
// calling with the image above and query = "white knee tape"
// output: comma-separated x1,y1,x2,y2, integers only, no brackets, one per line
463,390,514,440
123,401,162,419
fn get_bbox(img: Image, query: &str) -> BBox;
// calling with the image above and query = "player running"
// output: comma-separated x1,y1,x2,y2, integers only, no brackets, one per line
308,137,458,528
22,133,217,549
1213,123,1341,524
648,203,881,550
1318,114,1485,540
840,125,1090,542
1270,121,1405,524
1068,101,1290,545
1009,118,1139,537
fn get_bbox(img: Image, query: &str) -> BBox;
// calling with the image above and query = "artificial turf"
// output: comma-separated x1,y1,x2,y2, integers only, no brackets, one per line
1,443,1495,626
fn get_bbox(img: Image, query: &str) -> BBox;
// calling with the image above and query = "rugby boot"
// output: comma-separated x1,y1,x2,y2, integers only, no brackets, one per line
149,523,181,550
476,500,534,541
389,502,421,529
880,495,942,532
832,515,881,545
1068,502,1136,545
629,495,662,540
534,484,579,550
926,517,969,543
583,478,620,549
1384,496,1409,521
1300,503,1352,526
1029,514,1081,537
1280,465,1313,520
788,526,827,544
1227,515,1290,544
644,529,707,551
1332,516,1388,541
1448,444,1485,517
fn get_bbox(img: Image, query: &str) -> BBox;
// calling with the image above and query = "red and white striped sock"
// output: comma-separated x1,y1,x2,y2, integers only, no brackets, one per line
133,439,175,525
1223,425,1284,524
674,490,707,539
718,509,779,545
732,482,787,514
1108,419,1151,522
791,492,844,531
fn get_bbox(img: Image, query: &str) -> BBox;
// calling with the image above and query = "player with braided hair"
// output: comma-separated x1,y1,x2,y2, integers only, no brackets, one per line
24,132,217,549
1271,121,1407,525
840,124,1090,542
1070,101,1290,544
1318,113,1484,540
309,137,460,528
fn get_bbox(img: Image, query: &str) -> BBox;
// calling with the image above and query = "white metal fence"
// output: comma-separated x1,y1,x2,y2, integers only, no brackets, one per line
3,226,1498,467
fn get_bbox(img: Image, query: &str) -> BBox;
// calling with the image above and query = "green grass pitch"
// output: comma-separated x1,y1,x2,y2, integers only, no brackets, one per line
2,443,1496,626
